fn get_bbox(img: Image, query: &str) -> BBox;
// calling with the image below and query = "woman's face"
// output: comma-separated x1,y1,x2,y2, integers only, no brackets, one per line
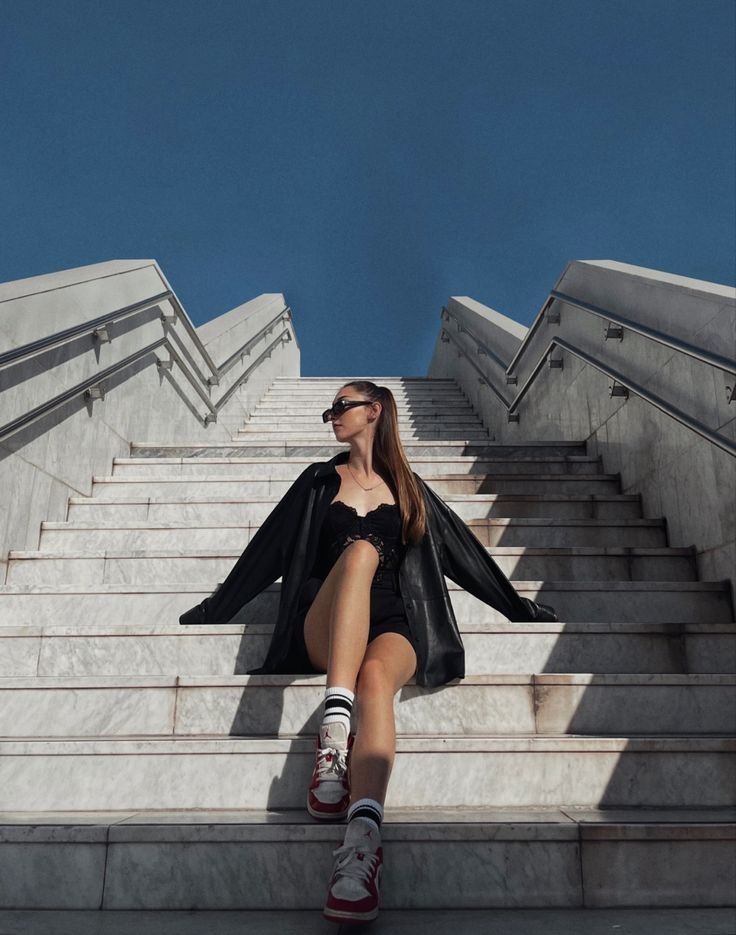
329,387,380,440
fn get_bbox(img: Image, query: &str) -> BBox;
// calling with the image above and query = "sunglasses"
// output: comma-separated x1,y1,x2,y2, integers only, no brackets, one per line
322,398,374,423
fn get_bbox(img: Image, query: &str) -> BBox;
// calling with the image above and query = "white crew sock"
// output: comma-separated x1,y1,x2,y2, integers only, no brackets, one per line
320,685,354,749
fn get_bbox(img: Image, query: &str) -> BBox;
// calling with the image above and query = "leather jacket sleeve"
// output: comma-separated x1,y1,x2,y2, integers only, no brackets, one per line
179,464,313,624
417,475,528,620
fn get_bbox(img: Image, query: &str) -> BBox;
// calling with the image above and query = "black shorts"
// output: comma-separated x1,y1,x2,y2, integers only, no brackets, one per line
291,570,416,673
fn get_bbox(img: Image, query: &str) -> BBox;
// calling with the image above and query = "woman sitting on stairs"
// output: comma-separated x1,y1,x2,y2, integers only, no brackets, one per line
180,379,557,925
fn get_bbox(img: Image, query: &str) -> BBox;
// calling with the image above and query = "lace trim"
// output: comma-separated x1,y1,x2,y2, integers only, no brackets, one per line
329,500,397,519
330,500,400,581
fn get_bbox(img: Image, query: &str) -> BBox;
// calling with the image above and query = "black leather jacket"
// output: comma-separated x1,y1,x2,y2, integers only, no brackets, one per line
179,449,540,688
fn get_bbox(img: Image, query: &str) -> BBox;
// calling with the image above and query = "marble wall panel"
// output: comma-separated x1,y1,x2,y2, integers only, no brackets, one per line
428,263,735,587
582,836,736,907
102,837,580,909
0,835,106,908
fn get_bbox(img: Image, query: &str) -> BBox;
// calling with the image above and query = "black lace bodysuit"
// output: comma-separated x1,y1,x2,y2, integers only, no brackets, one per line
292,498,415,670
310,500,406,587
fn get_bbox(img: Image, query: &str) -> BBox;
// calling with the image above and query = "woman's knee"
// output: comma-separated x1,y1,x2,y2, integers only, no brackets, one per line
356,655,395,697
341,539,380,568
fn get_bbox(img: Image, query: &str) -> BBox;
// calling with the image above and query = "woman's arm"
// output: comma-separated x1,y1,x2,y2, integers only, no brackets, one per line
416,474,553,621
179,463,314,624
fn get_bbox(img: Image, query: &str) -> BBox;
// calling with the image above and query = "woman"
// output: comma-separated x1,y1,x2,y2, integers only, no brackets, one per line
180,379,558,924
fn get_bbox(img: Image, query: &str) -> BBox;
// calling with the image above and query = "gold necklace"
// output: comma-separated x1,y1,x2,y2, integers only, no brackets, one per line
347,461,386,491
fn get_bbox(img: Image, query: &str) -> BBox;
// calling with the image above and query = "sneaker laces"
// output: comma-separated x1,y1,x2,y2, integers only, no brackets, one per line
331,842,380,887
316,745,348,780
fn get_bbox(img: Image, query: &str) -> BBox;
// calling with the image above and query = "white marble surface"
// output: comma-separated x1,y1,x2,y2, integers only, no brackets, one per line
38,516,670,551
432,264,736,587
1,674,733,737
1,808,733,911
5,545,699,587
1,737,733,811
0,579,732,629
1,908,735,934
2,620,735,677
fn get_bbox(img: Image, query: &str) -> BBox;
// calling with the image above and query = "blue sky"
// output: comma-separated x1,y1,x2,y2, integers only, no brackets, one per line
1,0,733,376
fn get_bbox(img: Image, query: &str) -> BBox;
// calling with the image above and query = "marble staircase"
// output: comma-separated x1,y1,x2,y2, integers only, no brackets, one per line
0,376,734,911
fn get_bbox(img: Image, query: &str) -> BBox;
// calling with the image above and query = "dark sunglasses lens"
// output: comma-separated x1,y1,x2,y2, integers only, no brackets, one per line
323,400,346,422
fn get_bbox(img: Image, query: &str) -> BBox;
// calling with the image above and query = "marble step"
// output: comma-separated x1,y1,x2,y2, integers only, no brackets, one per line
1,581,731,625
267,376,459,384
1,807,733,910
0,674,732,738
88,474,623,498
235,422,489,441
38,517,669,552
110,457,605,477
4,547,698,587
251,402,478,414
237,426,492,438
246,408,483,419
129,440,589,459
3,622,734,677
263,387,465,396
2,735,733,810
264,396,476,404
2,910,734,935
66,493,645,523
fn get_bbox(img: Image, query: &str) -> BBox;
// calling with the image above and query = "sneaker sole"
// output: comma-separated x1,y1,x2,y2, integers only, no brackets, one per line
323,905,379,923
307,800,349,821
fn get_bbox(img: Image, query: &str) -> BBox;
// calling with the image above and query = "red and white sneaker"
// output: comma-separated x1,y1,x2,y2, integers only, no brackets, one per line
307,726,355,821
323,823,383,924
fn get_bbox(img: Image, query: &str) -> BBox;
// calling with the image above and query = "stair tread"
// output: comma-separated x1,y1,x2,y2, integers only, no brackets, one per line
68,492,642,503
0,579,728,592
3,620,735,633
3,735,733,750
92,473,620,481
41,518,666,529
1,805,733,836
1,673,733,687
6,546,695,559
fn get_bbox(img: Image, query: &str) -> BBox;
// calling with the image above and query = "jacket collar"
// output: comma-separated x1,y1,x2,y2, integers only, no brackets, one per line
314,448,350,480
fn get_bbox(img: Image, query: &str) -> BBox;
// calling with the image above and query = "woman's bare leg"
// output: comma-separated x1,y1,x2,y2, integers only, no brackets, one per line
302,543,418,802
350,632,417,804
303,539,380,690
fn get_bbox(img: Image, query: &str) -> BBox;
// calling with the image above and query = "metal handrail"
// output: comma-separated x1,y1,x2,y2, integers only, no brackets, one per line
0,337,165,442
0,291,172,369
440,307,509,373
505,289,736,377
0,289,294,386
0,326,293,443
441,313,736,459
208,306,293,384
208,328,292,417
440,327,512,408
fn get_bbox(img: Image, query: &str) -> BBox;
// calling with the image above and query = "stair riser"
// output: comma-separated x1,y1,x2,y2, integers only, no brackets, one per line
252,406,477,416
4,552,696,586
0,681,732,737
89,478,622,498
3,630,733,677
2,834,731,910
234,429,494,439
67,497,644,523
111,459,603,477
38,523,667,551
2,748,732,810
245,413,484,423
0,586,730,624
129,443,589,459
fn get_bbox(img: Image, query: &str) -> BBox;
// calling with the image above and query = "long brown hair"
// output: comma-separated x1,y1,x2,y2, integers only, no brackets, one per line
338,381,427,546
